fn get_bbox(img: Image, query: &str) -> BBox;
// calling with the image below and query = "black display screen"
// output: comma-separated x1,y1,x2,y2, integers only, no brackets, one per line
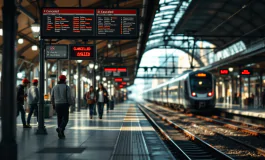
69,44,96,60
41,8,139,39
41,8,95,38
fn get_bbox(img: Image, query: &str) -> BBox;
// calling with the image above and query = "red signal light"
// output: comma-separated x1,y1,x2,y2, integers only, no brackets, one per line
208,92,213,97
191,92,196,97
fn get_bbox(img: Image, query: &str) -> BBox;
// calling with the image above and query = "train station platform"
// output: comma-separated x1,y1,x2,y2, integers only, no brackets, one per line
1,101,174,160
216,103,265,119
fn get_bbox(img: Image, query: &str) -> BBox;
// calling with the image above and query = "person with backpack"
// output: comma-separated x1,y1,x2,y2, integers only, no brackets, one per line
26,79,39,127
86,86,96,119
17,78,31,128
51,75,72,139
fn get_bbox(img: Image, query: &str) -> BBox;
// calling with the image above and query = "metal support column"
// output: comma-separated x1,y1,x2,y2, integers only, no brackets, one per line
68,61,74,112
44,61,48,94
239,76,242,109
0,0,18,159
231,76,234,105
259,72,263,107
57,60,61,77
77,63,81,112
248,76,251,99
68,61,71,86
36,39,47,134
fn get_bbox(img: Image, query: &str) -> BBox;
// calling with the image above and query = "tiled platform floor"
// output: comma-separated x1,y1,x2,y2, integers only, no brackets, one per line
0,101,175,160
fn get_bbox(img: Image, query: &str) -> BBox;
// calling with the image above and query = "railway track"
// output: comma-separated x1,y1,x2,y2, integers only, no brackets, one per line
138,104,233,160
144,102,265,159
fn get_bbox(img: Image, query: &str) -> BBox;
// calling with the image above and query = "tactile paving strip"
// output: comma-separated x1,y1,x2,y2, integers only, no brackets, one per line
111,106,150,160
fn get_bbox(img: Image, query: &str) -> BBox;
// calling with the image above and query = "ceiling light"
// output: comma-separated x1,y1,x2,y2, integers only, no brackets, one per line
18,38,24,44
89,63,94,69
228,67,233,72
76,60,83,63
32,45,38,51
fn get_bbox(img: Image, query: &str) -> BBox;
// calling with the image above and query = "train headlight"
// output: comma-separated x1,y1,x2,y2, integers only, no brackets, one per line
208,92,213,97
191,92,196,97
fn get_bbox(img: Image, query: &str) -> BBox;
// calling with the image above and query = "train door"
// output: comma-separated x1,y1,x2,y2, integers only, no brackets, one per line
178,81,182,106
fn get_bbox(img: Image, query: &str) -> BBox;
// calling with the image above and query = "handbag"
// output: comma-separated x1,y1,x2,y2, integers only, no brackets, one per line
87,99,95,104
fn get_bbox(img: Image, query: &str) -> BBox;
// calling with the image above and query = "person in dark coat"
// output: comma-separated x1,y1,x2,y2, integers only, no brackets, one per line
17,78,31,128
96,83,109,119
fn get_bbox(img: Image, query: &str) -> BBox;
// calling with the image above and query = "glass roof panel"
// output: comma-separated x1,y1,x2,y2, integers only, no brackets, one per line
134,0,247,91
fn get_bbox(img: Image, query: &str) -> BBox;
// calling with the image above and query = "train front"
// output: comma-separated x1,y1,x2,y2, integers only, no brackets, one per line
187,71,216,110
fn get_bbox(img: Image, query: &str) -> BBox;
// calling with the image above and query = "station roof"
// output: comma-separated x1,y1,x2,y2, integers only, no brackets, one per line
173,0,265,51
0,0,157,86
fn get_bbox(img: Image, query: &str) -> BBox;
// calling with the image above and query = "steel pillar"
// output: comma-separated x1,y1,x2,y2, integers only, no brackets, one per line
0,0,18,159
77,63,81,112
35,39,47,134
259,72,263,107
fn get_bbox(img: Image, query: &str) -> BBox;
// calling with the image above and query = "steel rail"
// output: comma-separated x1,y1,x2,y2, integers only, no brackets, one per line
138,105,191,160
139,104,234,160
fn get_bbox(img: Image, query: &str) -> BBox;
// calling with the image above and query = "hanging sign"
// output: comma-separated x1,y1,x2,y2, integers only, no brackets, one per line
45,44,68,59
219,69,229,75
69,44,96,60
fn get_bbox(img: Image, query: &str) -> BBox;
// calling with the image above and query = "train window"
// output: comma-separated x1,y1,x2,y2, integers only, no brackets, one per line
190,77,212,93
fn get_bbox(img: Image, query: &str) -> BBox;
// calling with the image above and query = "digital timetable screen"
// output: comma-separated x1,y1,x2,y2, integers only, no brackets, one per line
41,8,139,39
41,8,95,38
96,9,138,38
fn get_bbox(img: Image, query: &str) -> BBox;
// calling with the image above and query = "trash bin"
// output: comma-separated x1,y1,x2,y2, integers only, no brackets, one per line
44,101,53,118
110,100,114,110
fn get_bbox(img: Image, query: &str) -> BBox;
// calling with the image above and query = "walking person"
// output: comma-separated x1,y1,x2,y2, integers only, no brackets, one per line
96,83,109,119
26,79,39,127
51,75,72,139
86,86,96,119
17,78,31,128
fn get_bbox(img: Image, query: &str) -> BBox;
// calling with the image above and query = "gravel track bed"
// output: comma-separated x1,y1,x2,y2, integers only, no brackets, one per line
141,107,216,160
147,105,265,159
212,118,265,134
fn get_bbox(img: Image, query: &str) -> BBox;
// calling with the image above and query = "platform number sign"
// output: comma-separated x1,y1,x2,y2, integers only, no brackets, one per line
45,44,68,59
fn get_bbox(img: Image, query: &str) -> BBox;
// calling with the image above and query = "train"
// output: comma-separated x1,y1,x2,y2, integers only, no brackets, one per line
142,70,216,112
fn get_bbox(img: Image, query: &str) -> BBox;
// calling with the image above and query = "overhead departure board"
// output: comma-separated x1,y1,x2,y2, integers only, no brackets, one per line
41,8,95,38
96,9,138,38
45,44,68,59
41,8,138,39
